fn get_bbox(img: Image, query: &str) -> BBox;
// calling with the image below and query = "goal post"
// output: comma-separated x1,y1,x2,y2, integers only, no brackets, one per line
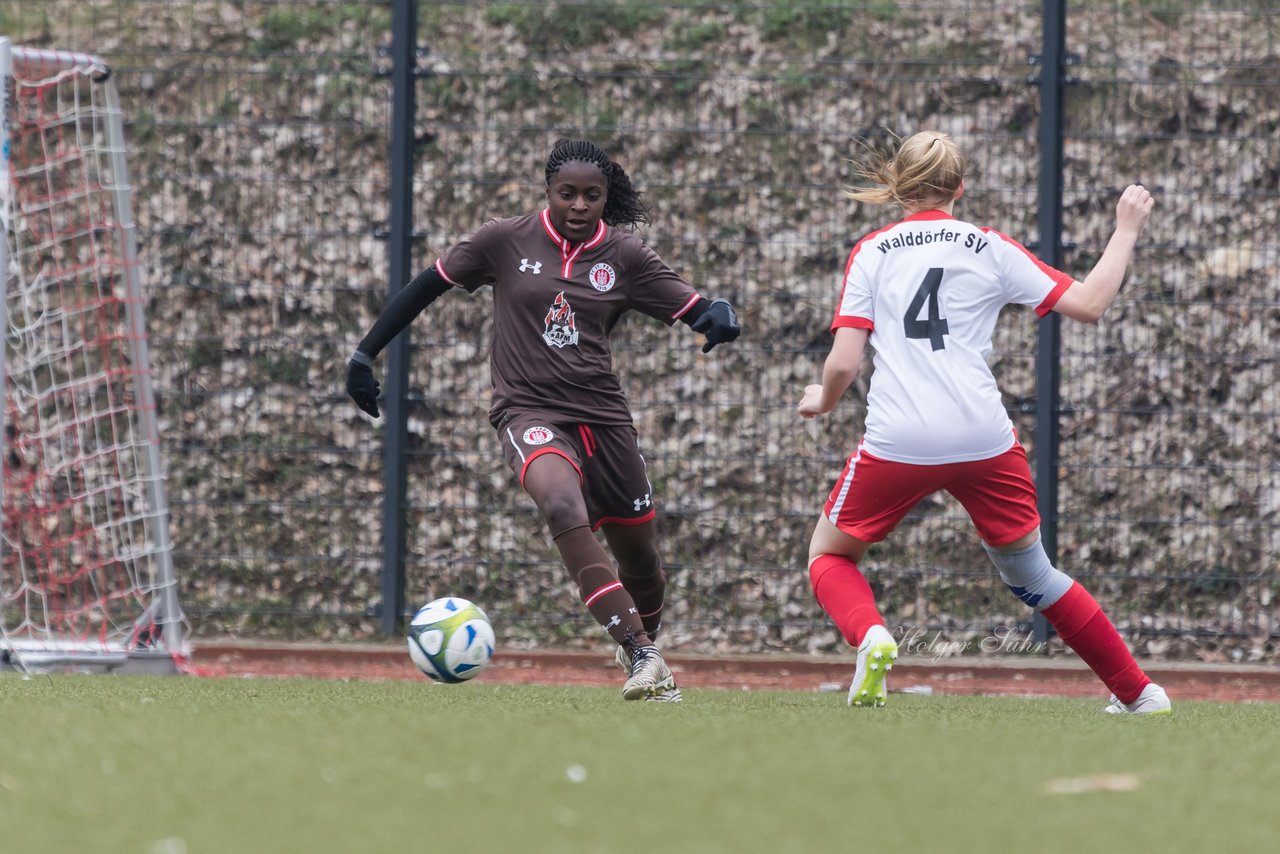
0,38,185,674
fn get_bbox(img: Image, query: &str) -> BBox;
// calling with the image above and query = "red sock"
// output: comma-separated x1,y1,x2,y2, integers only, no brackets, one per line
809,554,884,647
1041,582,1149,703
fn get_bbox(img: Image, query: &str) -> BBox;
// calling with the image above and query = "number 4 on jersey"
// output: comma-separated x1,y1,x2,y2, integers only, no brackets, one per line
904,267,949,351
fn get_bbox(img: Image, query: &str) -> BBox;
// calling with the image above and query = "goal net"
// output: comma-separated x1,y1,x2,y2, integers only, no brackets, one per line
0,40,184,673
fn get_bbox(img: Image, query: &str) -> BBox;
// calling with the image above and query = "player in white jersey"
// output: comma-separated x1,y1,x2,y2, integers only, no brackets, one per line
798,131,1169,715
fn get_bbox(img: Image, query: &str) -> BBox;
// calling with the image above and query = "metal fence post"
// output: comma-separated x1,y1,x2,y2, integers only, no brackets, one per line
1031,0,1070,645
380,0,419,636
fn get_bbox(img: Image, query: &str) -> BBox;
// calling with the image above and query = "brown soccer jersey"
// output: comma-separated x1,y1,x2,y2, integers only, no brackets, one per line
434,209,701,426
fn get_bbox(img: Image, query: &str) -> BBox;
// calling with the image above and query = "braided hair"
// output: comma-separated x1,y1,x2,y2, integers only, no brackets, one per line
544,138,652,229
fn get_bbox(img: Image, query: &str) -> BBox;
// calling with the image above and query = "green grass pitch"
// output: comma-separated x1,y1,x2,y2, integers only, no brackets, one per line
1,675,1276,853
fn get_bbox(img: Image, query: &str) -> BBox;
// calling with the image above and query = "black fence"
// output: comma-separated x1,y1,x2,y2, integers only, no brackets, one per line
7,0,1276,662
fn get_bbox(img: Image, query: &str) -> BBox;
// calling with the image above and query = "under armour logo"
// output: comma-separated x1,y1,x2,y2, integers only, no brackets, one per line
605,615,621,630
633,493,652,511
519,258,542,274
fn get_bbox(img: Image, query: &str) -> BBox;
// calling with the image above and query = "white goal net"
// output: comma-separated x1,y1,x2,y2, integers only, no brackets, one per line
0,39,184,673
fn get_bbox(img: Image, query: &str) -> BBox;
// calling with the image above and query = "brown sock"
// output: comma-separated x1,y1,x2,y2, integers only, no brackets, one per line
620,567,666,641
553,525,650,649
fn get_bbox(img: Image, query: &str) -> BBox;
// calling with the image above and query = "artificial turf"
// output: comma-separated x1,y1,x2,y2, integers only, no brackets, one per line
1,675,1275,853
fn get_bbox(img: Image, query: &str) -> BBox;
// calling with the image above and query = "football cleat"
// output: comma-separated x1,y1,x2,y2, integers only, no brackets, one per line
847,624,898,708
622,645,678,702
1103,682,1172,716
616,643,680,702
614,643,632,676
645,684,683,703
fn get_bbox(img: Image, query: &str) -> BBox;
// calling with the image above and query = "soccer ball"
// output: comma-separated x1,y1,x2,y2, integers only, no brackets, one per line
406,597,496,683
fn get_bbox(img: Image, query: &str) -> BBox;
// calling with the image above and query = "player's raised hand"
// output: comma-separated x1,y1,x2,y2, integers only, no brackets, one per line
1116,183,1154,235
691,298,741,353
346,356,381,418
797,383,827,419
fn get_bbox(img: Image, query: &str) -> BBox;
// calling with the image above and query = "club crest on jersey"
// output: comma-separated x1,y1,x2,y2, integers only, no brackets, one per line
542,291,579,348
522,426,554,445
588,262,617,293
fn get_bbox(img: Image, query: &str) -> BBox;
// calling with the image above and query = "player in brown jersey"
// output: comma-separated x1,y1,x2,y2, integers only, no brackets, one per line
347,138,741,702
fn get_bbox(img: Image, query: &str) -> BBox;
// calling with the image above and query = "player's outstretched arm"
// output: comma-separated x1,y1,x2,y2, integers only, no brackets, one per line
345,265,452,418
798,326,870,418
686,297,742,353
1054,184,1155,323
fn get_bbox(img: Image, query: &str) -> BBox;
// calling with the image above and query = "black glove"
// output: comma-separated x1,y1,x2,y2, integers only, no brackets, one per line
346,356,381,418
690,298,741,353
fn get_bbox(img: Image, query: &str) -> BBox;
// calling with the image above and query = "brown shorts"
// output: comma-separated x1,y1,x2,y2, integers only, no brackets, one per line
496,411,656,531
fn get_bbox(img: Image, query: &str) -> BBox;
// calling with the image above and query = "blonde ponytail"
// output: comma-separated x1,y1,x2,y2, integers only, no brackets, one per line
845,131,966,211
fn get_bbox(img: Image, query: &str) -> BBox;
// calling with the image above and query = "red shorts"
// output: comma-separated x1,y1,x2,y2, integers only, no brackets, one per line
823,440,1040,547
496,411,656,531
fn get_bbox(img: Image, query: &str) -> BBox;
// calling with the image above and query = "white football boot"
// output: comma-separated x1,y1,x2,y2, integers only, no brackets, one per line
614,643,632,675
1103,682,1172,716
622,645,681,702
847,624,898,708
616,642,681,702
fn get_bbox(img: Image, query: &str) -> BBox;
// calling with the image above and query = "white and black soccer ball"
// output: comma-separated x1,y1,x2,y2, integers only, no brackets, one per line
406,597,496,683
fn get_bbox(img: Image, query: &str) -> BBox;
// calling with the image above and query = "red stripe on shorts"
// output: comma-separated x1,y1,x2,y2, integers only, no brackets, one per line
518,447,583,487
591,509,656,531
578,425,596,457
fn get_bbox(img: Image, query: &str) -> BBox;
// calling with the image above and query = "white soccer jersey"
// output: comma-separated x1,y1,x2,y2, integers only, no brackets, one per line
833,210,1073,464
